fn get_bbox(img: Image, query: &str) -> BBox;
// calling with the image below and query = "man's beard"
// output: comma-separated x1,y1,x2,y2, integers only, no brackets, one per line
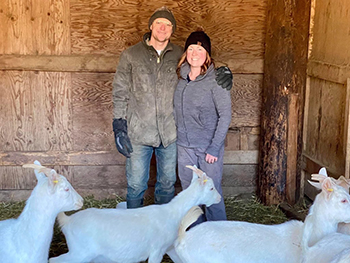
153,34,170,43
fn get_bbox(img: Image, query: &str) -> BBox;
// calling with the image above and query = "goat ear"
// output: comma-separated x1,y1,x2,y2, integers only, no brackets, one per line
186,165,205,178
47,169,59,192
186,165,201,183
33,160,46,181
322,177,335,199
337,176,350,192
200,174,209,186
311,173,327,182
319,167,328,177
191,171,198,183
308,180,322,190
23,161,47,181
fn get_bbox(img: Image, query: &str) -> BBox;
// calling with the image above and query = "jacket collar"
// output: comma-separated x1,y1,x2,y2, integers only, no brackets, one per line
142,32,174,54
180,62,215,82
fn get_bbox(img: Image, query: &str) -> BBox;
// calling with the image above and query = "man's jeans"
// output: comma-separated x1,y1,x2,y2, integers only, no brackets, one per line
125,142,177,208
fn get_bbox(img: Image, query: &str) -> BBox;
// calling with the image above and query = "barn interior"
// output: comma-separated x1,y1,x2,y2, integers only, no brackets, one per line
0,0,349,209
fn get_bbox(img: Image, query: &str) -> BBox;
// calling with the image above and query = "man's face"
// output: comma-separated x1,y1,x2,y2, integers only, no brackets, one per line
150,18,173,43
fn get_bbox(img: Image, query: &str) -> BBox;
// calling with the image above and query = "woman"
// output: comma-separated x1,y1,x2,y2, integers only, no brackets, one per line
173,30,232,221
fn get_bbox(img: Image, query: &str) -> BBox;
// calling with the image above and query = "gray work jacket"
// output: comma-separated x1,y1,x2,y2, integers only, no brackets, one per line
112,33,183,147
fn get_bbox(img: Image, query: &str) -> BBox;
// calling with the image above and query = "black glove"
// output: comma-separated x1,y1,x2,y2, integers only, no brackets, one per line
215,66,233,90
113,118,133,158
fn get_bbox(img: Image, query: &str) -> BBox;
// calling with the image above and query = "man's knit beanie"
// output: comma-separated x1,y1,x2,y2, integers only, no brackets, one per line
148,6,176,33
184,31,211,56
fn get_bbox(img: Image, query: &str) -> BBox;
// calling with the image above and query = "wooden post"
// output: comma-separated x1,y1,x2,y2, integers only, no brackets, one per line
345,78,350,179
258,0,311,205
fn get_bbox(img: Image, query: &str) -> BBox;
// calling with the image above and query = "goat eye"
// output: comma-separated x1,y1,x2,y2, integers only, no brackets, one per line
210,187,214,191
64,187,69,192
341,199,348,203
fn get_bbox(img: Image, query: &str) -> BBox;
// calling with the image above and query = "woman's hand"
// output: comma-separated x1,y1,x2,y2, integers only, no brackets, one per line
205,153,218,164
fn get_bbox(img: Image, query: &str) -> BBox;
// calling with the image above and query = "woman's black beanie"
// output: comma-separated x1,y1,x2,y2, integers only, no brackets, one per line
184,31,211,56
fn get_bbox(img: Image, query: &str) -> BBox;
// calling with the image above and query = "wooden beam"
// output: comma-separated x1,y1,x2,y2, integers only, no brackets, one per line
258,0,310,205
0,55,264,74
308,60,350,85
0,150,259,166
0,54,118,73
0,151,126,166
223,150,259,164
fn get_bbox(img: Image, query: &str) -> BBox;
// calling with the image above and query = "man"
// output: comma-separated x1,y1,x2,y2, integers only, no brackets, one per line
112,6,232,208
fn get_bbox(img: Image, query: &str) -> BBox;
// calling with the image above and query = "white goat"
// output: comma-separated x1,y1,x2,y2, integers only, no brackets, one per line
0,160,83,263
174,207,303,263
49,165,221,263
174,168,350,263
308,168,350,235
302,232,350,263
330,247,350,263
300,170,350,263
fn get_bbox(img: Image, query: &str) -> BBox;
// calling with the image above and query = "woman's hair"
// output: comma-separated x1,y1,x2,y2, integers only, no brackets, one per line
176,50,214,79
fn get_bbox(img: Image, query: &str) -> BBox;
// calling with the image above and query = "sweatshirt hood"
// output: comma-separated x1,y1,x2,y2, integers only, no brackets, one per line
179,62,215,81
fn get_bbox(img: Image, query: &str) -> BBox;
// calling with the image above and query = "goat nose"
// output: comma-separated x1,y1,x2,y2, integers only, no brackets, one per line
76,199,84,209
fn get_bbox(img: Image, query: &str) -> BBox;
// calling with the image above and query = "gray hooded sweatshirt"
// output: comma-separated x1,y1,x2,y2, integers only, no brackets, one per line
173,63,232,157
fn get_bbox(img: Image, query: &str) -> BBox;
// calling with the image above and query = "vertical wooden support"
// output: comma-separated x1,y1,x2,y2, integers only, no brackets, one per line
258,0,311,205
345,78,350,179
286,94,299,204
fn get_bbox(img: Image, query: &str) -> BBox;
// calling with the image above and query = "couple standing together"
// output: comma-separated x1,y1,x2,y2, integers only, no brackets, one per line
112,6,232,222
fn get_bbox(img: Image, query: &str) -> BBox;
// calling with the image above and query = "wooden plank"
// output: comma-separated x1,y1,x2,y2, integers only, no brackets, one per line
303,78,346,175
223,150,259,164
302,77,311,152
71,73,114,151
0,71,72,152
345,78,350,178
0,167,37,190
222,164,257,188
70,165,126,189
0,185,256,202
0,151,125,166
70,0,267,60
303,154,339,178
0,150,259,166
308,60,350,85
310,0,350,68
0,55,263,74
216,59,264,74
231,74,263,127
0,0,70,55
286,94,299,204
0,163,257,201
0,55,118,72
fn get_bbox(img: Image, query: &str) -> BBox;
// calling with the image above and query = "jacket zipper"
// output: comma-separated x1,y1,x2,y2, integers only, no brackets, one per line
181,82,191,146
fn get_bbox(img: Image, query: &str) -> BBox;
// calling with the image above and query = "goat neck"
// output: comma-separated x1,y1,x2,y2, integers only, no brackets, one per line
166,179,203,220
15,181,57,261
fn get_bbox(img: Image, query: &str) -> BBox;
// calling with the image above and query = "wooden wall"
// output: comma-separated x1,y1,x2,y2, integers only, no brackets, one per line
303,0,350,199
0,0,266,200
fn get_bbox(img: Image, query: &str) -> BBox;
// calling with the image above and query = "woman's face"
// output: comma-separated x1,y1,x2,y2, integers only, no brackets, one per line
186,44,207,68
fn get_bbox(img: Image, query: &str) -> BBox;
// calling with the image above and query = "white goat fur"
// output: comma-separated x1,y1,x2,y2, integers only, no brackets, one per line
49,165,221,263
301,176,350,263
0,160,83,263
174,168,350,263
174,206,303,263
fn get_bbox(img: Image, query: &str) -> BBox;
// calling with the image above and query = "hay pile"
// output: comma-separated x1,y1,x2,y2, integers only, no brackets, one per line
0,195,292,263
